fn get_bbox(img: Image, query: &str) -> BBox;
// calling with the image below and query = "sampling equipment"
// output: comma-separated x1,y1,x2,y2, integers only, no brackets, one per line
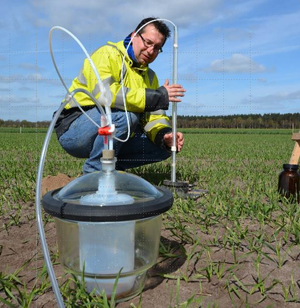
162,29,207,199
35,19,180,307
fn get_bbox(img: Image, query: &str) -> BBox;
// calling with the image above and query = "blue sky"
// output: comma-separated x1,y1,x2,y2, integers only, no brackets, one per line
0,0,299,122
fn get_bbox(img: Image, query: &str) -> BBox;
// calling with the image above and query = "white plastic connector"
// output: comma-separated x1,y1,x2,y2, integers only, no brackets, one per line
65,95,73,103
109,124,115,133
101,115,108,127
171,146,177,152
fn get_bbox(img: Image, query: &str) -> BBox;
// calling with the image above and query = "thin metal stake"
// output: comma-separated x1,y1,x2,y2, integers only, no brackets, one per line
171,26,178,183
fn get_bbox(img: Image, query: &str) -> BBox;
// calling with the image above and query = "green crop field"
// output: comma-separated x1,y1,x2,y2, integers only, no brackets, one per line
1,129,300,307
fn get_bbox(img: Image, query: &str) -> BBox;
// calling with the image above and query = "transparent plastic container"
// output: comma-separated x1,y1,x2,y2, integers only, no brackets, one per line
43,154,172,301
54,215,162,300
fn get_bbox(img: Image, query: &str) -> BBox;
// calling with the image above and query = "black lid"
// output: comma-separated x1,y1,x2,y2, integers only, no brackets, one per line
42,186,173,222
283,163,299,171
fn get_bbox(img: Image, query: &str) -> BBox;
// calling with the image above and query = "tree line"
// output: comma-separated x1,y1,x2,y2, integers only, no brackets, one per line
0,119,51,128
176,113,300,129
1,113,300,129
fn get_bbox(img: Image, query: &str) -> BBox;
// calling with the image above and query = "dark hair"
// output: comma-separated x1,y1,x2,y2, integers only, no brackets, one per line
135,17,171,42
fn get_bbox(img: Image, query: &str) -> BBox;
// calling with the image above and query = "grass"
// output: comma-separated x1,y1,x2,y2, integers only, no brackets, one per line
1,128,300,307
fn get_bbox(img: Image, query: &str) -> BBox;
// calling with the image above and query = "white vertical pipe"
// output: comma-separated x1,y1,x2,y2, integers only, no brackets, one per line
171,26,178,183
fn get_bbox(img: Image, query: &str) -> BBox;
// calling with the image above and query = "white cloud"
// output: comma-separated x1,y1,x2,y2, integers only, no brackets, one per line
0,73,60,86
18,62,44,71
191,9,300,64
0,74,22,83
19,86,33,91
210,0,269,26
213,27,251,41
238,11,300,57
0,95,39,104
29,0,223,36
49,94,65,98
237,89,300,114
207,54,267,73
247,90,300,105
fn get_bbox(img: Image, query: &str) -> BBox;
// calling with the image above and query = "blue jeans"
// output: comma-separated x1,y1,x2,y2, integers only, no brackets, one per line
59,108,171,173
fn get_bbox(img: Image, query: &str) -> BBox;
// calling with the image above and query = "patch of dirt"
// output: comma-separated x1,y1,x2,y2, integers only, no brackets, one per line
41,173,74,196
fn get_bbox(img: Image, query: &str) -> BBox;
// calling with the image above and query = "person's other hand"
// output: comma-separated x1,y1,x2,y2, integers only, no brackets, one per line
163,132,184,152
163,79,186,103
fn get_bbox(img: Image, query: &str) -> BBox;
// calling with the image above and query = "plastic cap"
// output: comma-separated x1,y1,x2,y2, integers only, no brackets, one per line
102,150,115,159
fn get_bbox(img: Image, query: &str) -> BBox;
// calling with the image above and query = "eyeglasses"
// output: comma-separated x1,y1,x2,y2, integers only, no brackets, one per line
139,33,163,54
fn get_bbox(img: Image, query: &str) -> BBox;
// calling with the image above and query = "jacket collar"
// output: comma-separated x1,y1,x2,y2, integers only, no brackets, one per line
112,40,149,73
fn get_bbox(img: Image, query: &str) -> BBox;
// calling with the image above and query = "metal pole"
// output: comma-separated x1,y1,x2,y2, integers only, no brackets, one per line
171,26,178,183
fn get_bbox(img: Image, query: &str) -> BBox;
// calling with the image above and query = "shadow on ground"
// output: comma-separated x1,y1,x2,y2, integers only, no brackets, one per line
144,236,186,291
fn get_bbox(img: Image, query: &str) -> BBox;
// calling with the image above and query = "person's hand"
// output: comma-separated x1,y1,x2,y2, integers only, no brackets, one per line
163,132,184,152
163,79,186,103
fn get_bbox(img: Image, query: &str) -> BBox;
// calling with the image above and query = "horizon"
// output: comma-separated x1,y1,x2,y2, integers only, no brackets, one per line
1,111,300,124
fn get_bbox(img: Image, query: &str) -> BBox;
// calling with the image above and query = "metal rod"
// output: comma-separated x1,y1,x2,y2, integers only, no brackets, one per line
171,26,178,183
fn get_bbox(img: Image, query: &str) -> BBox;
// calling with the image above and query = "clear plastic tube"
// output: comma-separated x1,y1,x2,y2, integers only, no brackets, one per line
35,102,67,308
49,26,113,149
68,88,103,129
35,88,105,308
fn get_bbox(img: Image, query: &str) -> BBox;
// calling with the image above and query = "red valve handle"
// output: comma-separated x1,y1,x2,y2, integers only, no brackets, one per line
98,126,111,136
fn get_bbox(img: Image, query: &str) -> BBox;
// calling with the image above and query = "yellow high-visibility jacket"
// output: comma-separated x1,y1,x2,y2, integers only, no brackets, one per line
64,40,172,145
